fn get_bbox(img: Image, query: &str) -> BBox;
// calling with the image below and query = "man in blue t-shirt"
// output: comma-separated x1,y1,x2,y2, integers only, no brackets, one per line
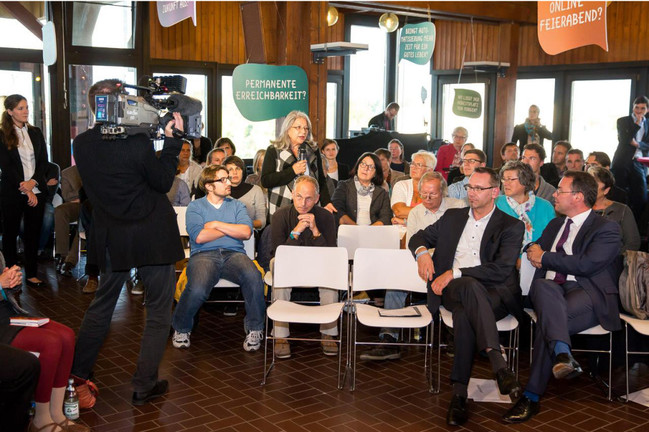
171,165,265,352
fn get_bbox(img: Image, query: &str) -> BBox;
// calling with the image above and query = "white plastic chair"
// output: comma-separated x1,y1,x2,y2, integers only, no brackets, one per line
438,306,520,394
337,225,401,260
350,248,432,391
619,313,649,402
262,246,349,388
526,309,613,401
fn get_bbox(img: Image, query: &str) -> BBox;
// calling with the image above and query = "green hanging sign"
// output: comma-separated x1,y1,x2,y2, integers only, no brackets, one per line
232,64,308,121
398,22,436,65
452,89,482,119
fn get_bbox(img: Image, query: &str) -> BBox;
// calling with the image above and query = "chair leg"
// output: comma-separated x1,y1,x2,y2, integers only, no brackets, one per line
337,313,344,390
261,315,275,385
625,322,630,402
437,316,443,394
350,313,358,391
429,320,438,394
607,331,612,401
529,317,534,366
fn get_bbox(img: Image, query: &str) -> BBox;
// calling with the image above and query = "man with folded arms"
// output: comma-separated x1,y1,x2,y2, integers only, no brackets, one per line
409,167,524,427
503,171,622,423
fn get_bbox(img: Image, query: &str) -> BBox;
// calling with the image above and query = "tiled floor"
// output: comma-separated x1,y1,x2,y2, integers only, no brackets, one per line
14,258,649,431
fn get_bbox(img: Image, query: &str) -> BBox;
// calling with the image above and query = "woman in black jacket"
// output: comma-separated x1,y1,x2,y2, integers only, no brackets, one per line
0,94,48,287
327,152,392,226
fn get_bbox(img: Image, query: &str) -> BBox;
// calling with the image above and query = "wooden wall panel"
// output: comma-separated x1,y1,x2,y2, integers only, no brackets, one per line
433,20,502,70
518,2,649,67
326,12,346,71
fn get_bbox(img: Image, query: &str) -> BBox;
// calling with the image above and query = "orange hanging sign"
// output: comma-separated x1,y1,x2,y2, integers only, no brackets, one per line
537,1,608,55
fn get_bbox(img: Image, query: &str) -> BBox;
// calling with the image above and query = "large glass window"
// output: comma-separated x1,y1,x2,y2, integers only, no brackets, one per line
348,25,387,134
514,78,555,160
221,75,276,159
441,82,486,148
72,1,134,49
154,71,208,135
69,65,137,142
0,70,35,124
569,79,631,158
396,59,431,134
0,2,45,50
326,81,338,139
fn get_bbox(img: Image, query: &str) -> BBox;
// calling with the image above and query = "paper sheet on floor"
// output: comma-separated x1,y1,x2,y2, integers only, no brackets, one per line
626,388,649,407
467,378,512,403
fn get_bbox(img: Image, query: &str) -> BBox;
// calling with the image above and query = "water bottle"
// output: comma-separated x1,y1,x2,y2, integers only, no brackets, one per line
298,144,310,176
63,378,80,420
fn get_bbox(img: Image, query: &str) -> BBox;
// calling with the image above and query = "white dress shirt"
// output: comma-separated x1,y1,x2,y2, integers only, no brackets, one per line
452,204,497,278
545,209,591,282
15,125,41,194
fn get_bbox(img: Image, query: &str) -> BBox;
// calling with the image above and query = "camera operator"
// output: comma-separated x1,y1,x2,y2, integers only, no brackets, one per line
70,79,185,406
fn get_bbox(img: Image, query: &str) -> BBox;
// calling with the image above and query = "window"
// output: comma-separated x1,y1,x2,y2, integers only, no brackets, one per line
69,65,137,141
348,25,387,134
0,70,36,125
441,82,486,148
514,78,555,160
72,1,134,49
396,58,431,134
221,75,275,159
154,71,208,134
326,81,338,139
569,79,631,158
0,2,45,50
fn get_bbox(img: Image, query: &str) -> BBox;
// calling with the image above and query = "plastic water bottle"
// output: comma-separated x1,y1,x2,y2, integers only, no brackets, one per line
63,378,79,420
298,145,310,176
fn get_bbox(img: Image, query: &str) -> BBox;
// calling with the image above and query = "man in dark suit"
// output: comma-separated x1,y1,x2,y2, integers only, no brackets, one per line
611,95,649,221
503,171,622,423
70,79,185,406
409,167,524,427
368,102,399,131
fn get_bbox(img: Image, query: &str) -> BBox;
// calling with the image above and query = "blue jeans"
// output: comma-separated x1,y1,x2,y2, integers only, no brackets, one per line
379,289,409,340
38,202,55,251
172,249,265,333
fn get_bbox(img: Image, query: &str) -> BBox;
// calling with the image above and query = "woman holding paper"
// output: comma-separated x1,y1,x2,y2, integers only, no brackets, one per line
0,253,91,432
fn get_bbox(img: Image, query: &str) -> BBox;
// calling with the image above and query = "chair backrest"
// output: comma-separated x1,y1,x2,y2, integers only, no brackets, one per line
519,253,535,296
173,206,188,237
352,248,426,293
174,205,254,259
337,225,401,260
273,246,348,291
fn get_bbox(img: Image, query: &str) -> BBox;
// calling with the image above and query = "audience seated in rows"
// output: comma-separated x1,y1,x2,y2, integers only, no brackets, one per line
373,147,406,196
435,126,468,181
566,149,585,172
388,139,409,175
448,148,486,203
447,143,475,185
390,150,437,225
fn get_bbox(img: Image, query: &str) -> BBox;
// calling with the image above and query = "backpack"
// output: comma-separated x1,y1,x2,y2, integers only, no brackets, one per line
619,250,649,319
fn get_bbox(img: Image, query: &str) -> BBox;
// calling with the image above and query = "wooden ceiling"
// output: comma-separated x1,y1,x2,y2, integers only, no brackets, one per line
330,1,538,24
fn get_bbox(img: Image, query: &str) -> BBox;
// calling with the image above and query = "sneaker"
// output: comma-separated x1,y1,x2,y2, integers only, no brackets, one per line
172,330,191,348
500,344,508,363
359,334,401,361
274,338,291,358
82,276,99,294
321,334,338,356
223,305,238,316
243,330,263,352
131,280,144,295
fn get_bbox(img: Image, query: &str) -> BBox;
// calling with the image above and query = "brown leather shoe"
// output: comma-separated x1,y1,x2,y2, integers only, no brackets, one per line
82,276,99,294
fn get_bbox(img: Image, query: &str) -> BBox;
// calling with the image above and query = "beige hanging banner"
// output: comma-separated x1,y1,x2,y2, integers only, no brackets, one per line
537,1,609,55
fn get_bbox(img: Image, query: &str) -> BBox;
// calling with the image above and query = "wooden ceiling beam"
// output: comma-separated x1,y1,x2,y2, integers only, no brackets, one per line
0,1,44,40
330,1,537,25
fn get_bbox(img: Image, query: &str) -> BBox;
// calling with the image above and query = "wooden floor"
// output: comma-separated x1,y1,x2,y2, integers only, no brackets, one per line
15,256,649,432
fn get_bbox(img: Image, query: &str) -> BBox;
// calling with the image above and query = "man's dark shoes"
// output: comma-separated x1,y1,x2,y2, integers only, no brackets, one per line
503,395,539,423
495,367,522,399
359,334,401,361
552,353,583,380
446,394,468,426
132,380,168,406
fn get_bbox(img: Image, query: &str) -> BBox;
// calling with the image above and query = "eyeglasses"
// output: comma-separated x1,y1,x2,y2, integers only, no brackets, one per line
411,162,429,169
291,126,310,132
420,193,440,200
464,184,494,192
453,134,468,140
554,189,578,195
461,158,482,165
501,177,519,183
206,177,231,185
359,162,376,171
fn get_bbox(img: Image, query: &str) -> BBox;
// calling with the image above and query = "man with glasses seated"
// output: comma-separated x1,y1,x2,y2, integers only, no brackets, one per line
435,126,469,181
521,143,557,205
447,149,486,203
360,171,466,361
171,165,266,352
409,167,524,427
503,171,622,424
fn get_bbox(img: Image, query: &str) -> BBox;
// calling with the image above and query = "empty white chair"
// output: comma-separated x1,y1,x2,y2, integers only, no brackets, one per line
619,313,649,402
337,224,401,260
350,248,432,391
262,246,349,388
